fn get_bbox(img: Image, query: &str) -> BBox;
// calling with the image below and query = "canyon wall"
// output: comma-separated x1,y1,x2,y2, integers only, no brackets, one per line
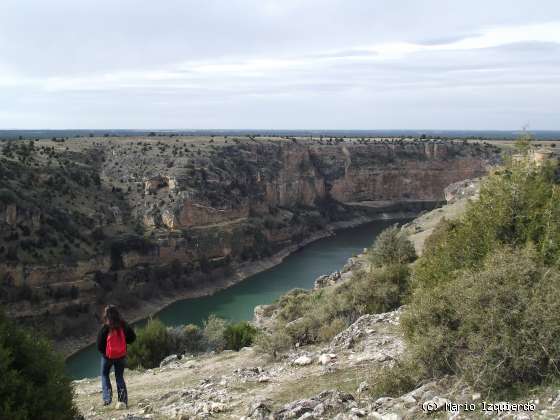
0,137,497,349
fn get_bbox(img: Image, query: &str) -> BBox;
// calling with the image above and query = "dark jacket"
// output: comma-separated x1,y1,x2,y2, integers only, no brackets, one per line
97,322,136,358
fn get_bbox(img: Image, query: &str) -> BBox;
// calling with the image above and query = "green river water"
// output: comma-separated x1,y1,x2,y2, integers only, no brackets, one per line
66,219,409,379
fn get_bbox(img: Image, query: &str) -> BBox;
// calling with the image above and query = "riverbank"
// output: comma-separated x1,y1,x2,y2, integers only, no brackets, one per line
61,208,426,360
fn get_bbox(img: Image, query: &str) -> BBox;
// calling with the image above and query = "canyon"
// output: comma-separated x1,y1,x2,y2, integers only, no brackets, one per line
0,136,497,353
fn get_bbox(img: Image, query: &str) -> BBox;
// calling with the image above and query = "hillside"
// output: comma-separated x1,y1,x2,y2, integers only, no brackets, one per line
0,136,497,352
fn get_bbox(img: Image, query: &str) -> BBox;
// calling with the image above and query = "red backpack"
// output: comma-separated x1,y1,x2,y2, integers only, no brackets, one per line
106,327,127,359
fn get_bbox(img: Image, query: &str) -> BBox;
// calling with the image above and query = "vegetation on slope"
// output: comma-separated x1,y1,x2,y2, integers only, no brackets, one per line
128,316,258,369
374,147,560,397
255,227,416,357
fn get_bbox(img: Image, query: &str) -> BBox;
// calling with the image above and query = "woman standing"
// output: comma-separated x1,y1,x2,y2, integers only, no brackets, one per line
96,305,136,408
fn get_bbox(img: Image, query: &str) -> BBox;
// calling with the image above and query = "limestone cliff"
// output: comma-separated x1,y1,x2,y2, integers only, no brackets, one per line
0,136,497,350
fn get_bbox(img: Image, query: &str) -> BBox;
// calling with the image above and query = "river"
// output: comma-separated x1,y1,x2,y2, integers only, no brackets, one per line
66,219,409,379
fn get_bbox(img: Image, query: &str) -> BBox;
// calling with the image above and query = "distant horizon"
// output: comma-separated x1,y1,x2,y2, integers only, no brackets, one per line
2,128,560,132
1,127,560,140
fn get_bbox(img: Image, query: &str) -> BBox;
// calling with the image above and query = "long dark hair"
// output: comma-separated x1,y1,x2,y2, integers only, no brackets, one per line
103,305,123,329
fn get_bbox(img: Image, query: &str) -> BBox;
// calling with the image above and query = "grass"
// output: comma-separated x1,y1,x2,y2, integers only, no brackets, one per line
270,363,375,408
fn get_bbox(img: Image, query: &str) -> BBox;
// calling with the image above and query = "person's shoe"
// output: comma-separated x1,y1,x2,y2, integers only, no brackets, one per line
103,401,111,406
115,402,126,410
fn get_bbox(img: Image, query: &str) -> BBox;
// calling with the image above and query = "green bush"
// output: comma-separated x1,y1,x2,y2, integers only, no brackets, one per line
338,264,410,317
413,161,560,290
128,318,170,369
224,321,257,351
400,160,560,393
0,310,77,420
202,314,228,351
254,329,292,358
368,225,417,267
404,247,560,393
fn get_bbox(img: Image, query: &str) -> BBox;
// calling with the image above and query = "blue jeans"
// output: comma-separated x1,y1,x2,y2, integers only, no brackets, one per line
101,357,127,405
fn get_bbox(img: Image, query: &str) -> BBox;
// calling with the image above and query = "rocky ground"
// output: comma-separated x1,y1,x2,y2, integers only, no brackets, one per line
73,306,560,420
73,309,404,419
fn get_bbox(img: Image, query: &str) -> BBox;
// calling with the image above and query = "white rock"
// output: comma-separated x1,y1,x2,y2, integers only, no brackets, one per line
351,407,366,417
159,354,179,367
293,355,313,366
318,353,337,365
313,403,326,415
472,392,481,401
400,395,416,405
357,381,369,394
381,413,401,420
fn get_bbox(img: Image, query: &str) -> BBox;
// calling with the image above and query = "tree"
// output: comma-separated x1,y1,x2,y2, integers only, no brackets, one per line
0,310,77,419
202,315,228,351
368,225,416,267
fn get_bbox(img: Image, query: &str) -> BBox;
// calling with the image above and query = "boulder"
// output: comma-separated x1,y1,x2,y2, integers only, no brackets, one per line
274,390,355,419
246,398,272,419
318,353,337,365
159,354,179,367
292,355,313,366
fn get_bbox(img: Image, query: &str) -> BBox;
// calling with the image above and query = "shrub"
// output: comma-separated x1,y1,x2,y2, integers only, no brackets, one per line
166,324,205,356
254,329,292,358
0,310,77,419
368,225,417,267
224,321,257,351
317,317,347,342
399,160,560,393
275,288,314,323
128,318,170,369
182,324,205,354
202,314,228,351
369,358,426,398
338,264,410,317
404,246,560,393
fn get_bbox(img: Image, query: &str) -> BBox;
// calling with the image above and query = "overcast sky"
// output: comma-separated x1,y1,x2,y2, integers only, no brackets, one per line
1,0,559,130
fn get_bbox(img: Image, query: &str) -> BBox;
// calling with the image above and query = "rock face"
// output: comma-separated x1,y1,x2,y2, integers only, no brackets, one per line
137,141,492,230
0,136,496,348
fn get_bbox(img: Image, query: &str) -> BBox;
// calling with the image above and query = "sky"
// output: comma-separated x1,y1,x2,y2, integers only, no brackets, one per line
0,0,559,130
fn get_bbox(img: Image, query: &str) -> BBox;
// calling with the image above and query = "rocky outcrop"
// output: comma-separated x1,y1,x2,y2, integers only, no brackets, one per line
137,141,493,231
444,178,481,203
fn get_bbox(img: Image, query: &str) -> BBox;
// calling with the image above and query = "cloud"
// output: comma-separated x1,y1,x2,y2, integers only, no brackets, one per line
0,1,559,129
